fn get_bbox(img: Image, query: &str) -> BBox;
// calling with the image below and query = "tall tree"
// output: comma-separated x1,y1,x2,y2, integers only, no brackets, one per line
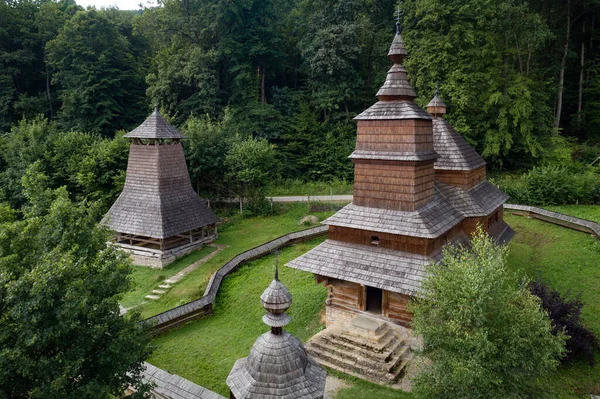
0,176,152,398
47,9,146,136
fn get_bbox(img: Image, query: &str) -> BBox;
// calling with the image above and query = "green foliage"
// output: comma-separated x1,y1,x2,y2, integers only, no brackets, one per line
496,166,600,205
411,228,566,399
0,118,128,213
0,188,152,398
401,0,554,167
225,136,276,193
46,9,146,136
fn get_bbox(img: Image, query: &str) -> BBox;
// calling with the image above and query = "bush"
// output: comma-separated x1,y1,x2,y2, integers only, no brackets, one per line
496,166,600,205
411,229,566,399
529,280,600,365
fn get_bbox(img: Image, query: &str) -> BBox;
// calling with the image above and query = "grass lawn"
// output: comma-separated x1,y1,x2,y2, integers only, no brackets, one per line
120,245,217,309
147,238,329,395
128,203,335,319
146,207,600,398
504,213,600,398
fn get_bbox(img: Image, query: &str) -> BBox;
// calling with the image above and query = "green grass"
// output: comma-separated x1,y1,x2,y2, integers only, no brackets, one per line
147,239,328,396
120,246,217,309
504,213,600,398
545,205,600,224
131,203,335,318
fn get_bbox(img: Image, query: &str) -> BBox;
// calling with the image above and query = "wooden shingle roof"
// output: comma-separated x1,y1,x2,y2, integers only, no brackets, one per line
103,143,218,238
287,239,429,296
124,108,185,139
432,116,486,170
227,333,326,399
436,181,508,217
226,273,326,399
323,194,463,239
141,362,225,399
376,64,417,98
388,32,407,58
354,101,431,121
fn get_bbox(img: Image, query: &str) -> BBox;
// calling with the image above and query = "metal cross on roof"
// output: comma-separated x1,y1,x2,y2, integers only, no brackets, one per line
435,82,440,96
396,5,402,34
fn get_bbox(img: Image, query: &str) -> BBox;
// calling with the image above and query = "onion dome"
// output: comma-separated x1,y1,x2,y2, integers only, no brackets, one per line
226,266,327,399
260,266,293,328
426,86,447,116
124,106,185,140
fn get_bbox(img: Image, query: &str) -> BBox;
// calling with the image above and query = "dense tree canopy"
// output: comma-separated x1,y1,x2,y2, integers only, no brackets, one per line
0,0,599,199
0,179,152,398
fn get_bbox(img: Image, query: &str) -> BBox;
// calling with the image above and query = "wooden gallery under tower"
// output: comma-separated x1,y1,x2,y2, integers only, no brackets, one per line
287,23,514,384
103,108,219,268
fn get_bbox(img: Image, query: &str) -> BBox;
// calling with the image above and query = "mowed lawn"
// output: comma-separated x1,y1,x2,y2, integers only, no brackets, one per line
124,203,335,318
147,207,600,398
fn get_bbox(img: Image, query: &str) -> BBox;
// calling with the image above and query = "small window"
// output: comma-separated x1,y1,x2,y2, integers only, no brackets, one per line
371,236,379,246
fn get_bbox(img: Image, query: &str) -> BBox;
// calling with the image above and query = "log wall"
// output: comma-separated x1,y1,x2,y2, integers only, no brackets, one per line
384,291,413,326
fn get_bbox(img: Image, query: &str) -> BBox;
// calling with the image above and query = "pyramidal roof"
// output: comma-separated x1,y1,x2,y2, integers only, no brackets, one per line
226,268,326,399
124,107,185,139
427,91,486,171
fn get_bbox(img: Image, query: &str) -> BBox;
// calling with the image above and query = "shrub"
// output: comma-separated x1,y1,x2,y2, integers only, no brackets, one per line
411,229,566,399
496,166,600,206
529,280,600,365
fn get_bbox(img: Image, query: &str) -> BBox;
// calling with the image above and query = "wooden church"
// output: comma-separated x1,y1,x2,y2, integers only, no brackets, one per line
287,25,513,328
103,107,219,268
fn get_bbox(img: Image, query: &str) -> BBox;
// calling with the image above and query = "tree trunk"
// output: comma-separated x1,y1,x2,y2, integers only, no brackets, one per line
554,0,570,130
45,64,53,118
577,21,585,128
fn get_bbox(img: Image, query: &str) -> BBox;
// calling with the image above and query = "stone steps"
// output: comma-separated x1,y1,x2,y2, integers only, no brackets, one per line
158,284,172,289
319,329,404,363
145,294,161,300
307,335,409,375
152,289,167,295
305,316,413,385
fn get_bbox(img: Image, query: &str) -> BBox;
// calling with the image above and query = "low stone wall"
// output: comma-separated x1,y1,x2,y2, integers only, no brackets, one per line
144,226,328,332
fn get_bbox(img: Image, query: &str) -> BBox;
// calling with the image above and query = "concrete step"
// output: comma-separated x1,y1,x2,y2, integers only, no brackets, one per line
152,289,166,295
145,294,161,300
157,284,171,289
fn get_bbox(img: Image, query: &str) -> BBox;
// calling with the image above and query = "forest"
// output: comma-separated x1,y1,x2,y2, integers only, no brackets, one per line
1,0,600,212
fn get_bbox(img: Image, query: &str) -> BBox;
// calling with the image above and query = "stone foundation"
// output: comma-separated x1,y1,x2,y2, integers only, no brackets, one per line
115,234,217,268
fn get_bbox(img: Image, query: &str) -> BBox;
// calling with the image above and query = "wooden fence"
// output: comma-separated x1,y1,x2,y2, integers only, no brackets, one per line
144,226,328,332
504,204,600,238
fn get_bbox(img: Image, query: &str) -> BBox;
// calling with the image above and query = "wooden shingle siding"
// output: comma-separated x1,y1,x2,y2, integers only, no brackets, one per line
431,116,486,172
104,143,218,239
435,166,486,189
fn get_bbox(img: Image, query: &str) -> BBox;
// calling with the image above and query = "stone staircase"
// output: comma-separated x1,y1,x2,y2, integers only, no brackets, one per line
305,315,413,385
